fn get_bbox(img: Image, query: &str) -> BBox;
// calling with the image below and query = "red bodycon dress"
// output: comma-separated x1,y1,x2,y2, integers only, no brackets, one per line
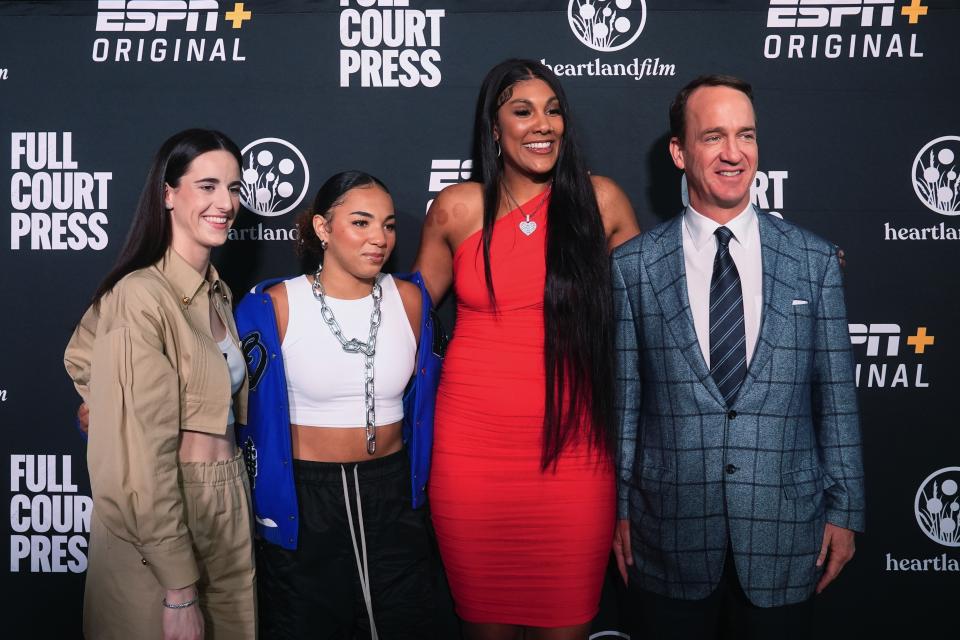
429,190,615,627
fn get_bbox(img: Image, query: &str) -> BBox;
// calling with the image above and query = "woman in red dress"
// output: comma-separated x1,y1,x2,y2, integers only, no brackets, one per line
414,59,640,640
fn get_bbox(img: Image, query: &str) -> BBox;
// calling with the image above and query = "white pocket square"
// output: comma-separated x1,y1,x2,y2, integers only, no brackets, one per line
792,299,809,306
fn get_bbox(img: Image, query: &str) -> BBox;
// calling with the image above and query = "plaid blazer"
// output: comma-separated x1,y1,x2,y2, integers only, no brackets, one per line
611,208,865,607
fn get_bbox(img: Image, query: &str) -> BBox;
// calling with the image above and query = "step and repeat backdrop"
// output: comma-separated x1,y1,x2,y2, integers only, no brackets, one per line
1,0,958,636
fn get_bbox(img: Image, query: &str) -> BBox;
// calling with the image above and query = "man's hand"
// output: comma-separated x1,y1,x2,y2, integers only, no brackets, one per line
613,519,633,585
815,522,855,594
76,403,89,435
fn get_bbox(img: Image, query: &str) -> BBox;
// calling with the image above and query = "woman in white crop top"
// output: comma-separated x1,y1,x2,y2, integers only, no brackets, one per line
255,171,437,639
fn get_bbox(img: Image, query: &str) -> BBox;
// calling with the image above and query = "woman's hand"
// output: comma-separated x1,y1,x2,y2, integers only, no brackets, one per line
162,585,204,640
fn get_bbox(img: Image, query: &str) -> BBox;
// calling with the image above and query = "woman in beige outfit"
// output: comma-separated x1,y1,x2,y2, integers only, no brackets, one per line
65,129,256,640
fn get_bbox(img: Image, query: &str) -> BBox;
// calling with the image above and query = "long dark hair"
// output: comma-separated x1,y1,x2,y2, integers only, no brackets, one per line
295,170,390,271
91,128,242,303
472,59,614,469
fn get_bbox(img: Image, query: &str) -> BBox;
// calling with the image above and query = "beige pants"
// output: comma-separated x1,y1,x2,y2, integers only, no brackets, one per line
83,453,257,639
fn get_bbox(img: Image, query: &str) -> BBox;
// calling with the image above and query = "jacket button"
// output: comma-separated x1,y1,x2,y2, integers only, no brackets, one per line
289,515,295,520
728,410,737,419
141,558,150,565
725,464,738,475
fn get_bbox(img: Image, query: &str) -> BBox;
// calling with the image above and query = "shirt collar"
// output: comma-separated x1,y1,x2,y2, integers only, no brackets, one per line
157,247,223,306
683,203,757,252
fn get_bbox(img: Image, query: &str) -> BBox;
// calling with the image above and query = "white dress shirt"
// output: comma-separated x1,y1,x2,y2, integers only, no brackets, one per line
682,204,763,368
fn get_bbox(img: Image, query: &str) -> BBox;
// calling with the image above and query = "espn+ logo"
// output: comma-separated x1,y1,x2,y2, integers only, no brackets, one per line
767,0,897,28
95,0,220,32
763,0,927,60
92,0,250,63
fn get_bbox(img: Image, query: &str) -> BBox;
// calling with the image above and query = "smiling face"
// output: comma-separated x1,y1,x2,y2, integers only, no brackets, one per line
314,184,396,283
164,149,241,262
669,85,758,222
494,78,565,180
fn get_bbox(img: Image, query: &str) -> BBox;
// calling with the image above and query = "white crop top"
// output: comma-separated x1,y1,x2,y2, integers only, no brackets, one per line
282,274,416,427
217,335,246,427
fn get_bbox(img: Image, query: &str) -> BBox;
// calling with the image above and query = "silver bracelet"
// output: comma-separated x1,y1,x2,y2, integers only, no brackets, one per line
162,595,198,609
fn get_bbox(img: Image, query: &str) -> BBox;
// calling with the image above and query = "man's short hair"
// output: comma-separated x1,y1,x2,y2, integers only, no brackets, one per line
669,74,754,142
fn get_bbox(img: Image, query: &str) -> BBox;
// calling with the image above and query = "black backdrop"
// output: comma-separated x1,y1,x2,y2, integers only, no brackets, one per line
2,0,958,636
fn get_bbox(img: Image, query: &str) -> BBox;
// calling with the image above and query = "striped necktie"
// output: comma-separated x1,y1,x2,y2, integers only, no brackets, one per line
709,226,746,406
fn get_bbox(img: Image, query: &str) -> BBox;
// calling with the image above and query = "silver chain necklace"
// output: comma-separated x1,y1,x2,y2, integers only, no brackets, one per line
503,183,551,236
311,265,383,455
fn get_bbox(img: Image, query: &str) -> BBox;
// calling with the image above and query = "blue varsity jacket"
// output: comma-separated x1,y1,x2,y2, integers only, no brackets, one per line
234,272,445,550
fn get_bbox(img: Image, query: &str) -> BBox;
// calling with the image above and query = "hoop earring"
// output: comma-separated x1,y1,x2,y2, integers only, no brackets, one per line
496,142,502,158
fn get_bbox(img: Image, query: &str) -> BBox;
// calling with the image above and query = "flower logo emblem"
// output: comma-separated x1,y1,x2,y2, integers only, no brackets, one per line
915,466,960,547
568,0,647,53
240,137,310,217
912,136,960,216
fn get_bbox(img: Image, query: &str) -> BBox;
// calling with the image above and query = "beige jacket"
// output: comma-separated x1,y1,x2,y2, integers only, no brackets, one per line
64,248,248,589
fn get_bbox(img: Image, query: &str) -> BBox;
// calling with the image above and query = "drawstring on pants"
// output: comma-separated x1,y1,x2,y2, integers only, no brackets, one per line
341,465,378,640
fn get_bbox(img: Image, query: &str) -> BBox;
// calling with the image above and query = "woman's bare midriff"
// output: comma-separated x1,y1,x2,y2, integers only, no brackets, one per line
291,421,404,462
179,425,238,462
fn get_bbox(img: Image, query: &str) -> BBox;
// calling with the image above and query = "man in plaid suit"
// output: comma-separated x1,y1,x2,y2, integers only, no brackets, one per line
611,75,865,638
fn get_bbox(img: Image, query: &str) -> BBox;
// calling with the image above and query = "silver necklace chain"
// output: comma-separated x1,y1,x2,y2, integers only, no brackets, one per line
311,265,383,455
502,183,551,237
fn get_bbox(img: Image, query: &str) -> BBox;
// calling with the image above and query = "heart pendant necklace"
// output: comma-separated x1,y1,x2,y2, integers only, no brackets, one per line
504,183,551,237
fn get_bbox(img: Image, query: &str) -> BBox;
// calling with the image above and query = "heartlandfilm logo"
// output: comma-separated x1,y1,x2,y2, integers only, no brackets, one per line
885,466,960,573
883,136,960,241
339,0,446,88
92,0,252,63
916,467,960,547
567,0,646,52
541,0,674,82
239,138,309,217
912,136,960,216
848,323,933,388
229,138,307,242
763,0,928,60
10,455,91,573
9,132,112,251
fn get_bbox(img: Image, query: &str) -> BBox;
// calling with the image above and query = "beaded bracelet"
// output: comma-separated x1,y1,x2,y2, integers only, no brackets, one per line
162,595,198,610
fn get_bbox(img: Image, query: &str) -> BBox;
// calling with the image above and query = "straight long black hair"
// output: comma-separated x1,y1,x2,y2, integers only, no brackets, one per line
91,129,242,304
471,59,614,469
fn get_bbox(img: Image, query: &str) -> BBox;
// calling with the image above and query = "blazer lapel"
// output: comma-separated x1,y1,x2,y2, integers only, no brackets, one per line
645,214,725,407
737,208,798,402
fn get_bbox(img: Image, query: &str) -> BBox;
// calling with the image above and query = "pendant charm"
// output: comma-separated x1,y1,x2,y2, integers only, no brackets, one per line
519,218,537,236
